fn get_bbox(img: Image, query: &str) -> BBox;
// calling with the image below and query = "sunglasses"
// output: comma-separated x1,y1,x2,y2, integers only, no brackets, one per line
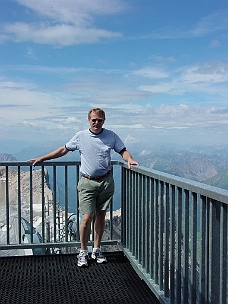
91,118,104,123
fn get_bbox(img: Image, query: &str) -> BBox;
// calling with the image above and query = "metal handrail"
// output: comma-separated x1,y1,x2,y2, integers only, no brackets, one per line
119,163,228,304
0,161,120,253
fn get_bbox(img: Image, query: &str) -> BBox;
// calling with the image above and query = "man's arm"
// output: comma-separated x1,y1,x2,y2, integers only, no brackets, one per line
28,146,69,166
120,150,139,169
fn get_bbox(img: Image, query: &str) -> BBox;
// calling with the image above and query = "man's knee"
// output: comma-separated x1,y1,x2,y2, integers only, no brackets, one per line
95,210,106,221
81,214,93,227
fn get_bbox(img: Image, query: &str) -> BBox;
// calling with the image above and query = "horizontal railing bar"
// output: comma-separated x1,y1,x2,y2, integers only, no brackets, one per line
0,160,120,167
0,240,119,251
0,161,81,166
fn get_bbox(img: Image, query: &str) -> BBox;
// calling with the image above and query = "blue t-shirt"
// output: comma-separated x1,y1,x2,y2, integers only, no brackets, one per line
65,128,125,177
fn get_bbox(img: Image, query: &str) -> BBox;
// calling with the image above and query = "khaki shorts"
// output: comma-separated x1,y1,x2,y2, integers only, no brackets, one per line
77,174,114,215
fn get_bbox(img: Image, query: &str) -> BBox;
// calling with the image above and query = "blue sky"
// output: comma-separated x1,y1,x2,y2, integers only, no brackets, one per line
0,0,228,152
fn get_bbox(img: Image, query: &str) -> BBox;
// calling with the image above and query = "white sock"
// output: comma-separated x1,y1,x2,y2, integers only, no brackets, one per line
80,249,88,254
93,247,100,252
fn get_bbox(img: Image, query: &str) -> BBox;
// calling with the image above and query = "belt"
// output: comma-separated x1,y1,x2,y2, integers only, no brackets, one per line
81,170,111,180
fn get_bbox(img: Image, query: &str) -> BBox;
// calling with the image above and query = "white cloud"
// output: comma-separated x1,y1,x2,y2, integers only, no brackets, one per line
0,79,59,125
4,22,122,46
0,80,35,91
191,10,228,36
209,39,221,48
124,134,139,145
129,124,144,129
1,61,228,145
143,10,228,40
22,121,39,129
3,61,227,108
153,56,176,63
16,0,125,24
26,47,38,59
143,104,228,130
65,117,81,124
140,150,151,156
152,126,164,129
2,0,125,46
55,123,80,131
138,61,228,97
181,62,228,84
139,83,180,94
133,67,169,79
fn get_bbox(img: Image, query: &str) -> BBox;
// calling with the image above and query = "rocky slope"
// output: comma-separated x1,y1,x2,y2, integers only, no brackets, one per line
0,166,52,210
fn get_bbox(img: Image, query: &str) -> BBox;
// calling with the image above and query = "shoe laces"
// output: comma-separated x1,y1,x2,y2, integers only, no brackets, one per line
94,249,103,257
79,251,88,258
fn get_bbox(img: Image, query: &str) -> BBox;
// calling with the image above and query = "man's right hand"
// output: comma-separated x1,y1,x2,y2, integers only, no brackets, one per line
27,157,43,167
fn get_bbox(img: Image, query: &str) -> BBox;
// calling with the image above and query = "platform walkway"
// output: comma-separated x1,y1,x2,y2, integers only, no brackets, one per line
0,251,160,304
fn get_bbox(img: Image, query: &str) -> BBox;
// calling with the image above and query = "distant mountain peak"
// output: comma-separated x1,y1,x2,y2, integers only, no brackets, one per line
0,153,17,162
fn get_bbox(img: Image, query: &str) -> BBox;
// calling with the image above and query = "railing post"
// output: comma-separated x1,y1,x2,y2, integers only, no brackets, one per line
159,180,164,290
220,202,227,304
76,165,80,241
191,192,197,304
137,172,142,263
199,195,207,303
170,184,176,304
64,165,68,245
144,176,150,273
5,166,10,244
41,166,45,242
53,165,57,242
29,166,33,244
132,170,137,257
121,166,126,247
176,187,182,304
183,189,190,304
149,177,155,280
17,166,22,244
154,179,159,285
164,182,170,298
208,199,221,303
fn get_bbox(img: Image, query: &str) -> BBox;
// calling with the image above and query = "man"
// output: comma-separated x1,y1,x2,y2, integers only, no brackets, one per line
29,108,139,267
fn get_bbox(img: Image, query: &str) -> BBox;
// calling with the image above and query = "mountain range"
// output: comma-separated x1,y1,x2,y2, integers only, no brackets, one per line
130,144,228,190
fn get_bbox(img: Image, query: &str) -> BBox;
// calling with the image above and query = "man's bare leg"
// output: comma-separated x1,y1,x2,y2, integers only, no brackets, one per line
94,210,106,248
79,213,93,250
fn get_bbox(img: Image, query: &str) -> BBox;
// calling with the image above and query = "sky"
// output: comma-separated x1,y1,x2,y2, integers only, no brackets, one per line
0,0,228,153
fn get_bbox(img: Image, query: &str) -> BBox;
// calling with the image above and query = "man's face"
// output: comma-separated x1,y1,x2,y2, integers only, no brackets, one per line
88,112,105,134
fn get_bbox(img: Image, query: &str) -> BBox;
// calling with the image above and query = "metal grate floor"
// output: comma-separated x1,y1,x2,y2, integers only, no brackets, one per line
0,251,160,304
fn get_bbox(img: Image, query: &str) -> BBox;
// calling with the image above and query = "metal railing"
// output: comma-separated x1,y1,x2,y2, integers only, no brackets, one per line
0,161,227,304
0,161,121,254
121,165,228,304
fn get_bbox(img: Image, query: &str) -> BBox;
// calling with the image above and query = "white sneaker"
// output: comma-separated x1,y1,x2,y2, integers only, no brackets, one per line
77,251,88,267
91,248,107,264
